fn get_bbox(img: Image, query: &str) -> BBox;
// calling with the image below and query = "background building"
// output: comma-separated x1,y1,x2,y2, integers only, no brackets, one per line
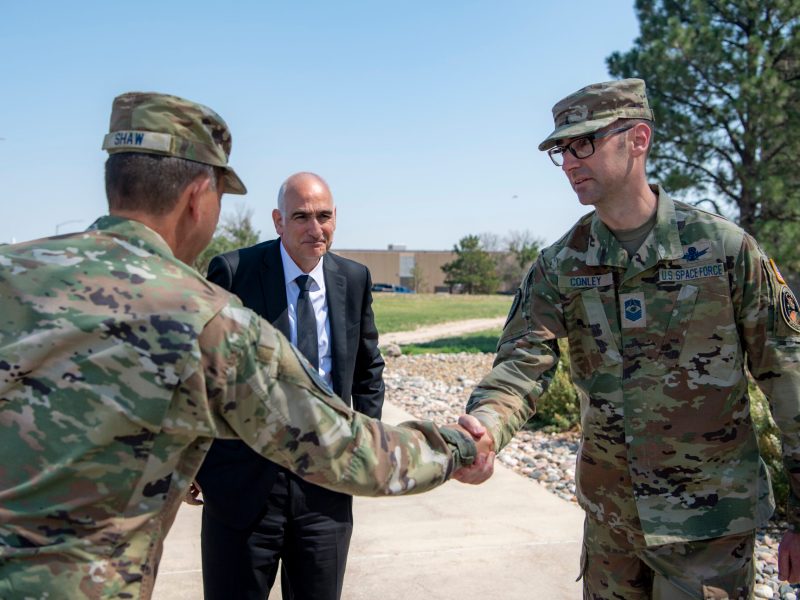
335,245,455,293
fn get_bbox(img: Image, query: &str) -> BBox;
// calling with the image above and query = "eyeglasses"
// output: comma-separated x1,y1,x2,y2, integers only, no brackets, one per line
547,125,634,166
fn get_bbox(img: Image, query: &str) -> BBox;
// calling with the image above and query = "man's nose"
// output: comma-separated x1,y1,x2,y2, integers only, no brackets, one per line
308,218,323,236
562,151,580,173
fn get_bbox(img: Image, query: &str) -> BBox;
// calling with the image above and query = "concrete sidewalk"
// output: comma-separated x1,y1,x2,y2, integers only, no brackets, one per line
379,317,507,346
153,402,584,599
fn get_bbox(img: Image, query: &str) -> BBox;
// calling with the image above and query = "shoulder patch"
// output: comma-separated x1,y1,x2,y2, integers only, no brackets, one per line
504,288,522,329
780,286,800,334
290,344,335,397
770,258,787,285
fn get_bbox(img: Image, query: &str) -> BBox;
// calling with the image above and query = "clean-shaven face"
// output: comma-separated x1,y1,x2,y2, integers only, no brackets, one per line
273,180,336,272
559,125,633,208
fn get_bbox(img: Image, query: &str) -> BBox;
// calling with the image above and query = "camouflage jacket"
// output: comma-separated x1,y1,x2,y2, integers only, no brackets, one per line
0,216,473,599
468,186,800,546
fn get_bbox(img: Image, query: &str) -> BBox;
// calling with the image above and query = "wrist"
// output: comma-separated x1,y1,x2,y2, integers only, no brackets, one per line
439,426,477,469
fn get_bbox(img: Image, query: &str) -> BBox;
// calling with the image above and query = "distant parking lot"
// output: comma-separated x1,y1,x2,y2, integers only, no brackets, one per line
371,283,414,293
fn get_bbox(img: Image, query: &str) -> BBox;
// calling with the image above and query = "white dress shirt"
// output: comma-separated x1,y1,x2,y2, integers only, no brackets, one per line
280,241,333,386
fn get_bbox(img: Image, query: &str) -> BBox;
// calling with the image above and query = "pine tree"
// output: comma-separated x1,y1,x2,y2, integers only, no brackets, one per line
608,0,800,273
441,235,500,294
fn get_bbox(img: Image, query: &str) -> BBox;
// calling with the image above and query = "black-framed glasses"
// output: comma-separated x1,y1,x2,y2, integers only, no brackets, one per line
547,125,634,166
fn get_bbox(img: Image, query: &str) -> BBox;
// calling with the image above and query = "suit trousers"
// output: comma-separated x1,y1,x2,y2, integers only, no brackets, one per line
201,469,353,600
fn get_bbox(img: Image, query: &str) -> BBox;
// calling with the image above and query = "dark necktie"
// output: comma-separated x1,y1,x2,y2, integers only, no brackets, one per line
295,274,319,369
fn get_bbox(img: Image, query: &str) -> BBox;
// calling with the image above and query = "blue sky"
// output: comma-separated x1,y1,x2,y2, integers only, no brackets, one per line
0,1,639,250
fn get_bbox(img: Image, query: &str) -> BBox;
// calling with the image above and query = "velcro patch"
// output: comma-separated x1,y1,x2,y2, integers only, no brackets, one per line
681,243,712,262
620,292,646,328
770,258,787,285
780,286,800,334
558,273,614,288
658,263,725,282
102,130,173,153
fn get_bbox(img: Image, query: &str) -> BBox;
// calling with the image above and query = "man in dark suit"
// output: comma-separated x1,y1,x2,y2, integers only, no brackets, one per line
196,172,384,600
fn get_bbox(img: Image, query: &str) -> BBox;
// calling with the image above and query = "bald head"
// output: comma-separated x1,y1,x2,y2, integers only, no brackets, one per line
277,172,334,216
273,172,337,273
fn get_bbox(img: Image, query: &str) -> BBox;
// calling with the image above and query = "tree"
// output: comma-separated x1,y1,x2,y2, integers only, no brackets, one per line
195,205,260,274
441,234,500,294
507,230,542,273
495,230,544,291
410,263,427,293
478,232,502,252
607,0,800,273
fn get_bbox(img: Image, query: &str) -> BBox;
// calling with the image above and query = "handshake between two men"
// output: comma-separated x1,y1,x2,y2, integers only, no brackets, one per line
450,413,497,485
186,413,497,506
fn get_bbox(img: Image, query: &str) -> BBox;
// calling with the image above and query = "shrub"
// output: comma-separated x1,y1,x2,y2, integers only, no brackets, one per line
751,380,789,513
526,341,580,432
401,331,500,355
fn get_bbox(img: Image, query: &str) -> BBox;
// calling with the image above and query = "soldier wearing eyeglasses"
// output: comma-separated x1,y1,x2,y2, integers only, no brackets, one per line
466,78,800,598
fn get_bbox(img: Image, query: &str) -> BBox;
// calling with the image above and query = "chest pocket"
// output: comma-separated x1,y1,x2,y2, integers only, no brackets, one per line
658,284,699,364
659,282,740,385
566,287,621,376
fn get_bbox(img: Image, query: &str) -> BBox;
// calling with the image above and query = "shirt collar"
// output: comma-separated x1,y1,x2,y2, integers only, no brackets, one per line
585,184,683,268
89,215,175,259
279,240,325,290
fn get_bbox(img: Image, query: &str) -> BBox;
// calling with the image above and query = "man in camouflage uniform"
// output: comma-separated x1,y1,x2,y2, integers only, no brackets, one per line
0,92,491,599
466,78,800,598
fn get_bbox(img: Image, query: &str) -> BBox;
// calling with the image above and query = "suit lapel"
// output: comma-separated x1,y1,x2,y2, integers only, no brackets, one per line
324,255,347,396
261,240,291,338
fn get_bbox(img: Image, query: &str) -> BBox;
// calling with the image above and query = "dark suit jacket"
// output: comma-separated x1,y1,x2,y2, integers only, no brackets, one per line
197,238,385,528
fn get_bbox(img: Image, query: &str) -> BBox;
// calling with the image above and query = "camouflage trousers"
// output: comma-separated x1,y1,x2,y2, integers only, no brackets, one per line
580,517,755,600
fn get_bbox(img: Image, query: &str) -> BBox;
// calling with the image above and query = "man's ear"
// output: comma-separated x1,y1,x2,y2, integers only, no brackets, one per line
184,176,213,223
272,208,284,236
630,122,652,157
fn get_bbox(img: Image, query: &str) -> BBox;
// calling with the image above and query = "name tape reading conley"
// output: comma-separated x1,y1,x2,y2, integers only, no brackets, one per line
558,274,614,288
659,263,725,282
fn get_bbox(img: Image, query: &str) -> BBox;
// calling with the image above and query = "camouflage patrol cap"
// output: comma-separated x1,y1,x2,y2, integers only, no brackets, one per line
102,92,247,195
538,78,654,151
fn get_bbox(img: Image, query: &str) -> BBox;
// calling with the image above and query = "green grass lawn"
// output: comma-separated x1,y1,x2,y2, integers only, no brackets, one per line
400,328,502,354
371,293,512,333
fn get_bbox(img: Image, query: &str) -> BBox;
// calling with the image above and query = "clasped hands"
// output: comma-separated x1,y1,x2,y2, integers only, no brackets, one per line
183,414,496,507
449,414,496,485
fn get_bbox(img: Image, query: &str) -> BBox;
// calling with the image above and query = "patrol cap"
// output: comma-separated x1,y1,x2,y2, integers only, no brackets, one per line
102,92,247,195
538,78,654,151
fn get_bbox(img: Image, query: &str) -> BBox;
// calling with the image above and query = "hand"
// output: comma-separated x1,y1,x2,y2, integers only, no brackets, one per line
183,480,204,506
779,530,800,582
452,414,495,485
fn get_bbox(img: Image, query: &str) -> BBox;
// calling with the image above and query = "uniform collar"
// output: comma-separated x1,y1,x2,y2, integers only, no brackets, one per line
585,184,684,273
88,215,176,259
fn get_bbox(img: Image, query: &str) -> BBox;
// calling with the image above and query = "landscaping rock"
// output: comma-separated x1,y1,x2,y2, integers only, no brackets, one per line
382,342,402,357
